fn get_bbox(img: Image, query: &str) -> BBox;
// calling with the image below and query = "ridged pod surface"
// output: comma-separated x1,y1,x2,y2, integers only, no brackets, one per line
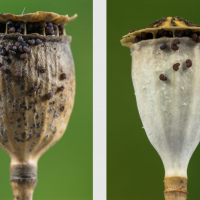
0,35,75,164
121,17,200,200
0,11,77,200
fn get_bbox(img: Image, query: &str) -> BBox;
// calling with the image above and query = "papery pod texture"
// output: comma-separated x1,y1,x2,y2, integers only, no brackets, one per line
0,35,75,164
131,37,200,178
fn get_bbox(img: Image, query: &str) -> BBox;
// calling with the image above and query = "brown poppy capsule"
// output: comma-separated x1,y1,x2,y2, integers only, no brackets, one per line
186,59,192,68
120,17,200,200
0,11,77,200
173,63,180,71
159,74,167,81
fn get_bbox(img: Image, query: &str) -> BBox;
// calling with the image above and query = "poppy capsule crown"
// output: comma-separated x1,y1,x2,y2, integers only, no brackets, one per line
121,17,200,200
0,11,77,200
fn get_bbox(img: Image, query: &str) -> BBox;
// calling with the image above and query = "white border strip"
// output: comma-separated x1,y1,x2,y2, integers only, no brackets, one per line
93,0,106,199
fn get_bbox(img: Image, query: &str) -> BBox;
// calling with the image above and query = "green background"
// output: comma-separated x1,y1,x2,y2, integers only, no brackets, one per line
0,1,92,200
107,0,200,199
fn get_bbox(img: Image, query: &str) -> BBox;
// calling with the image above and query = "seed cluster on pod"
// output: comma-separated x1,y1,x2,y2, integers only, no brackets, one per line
121,17,200,200
0,11,77,200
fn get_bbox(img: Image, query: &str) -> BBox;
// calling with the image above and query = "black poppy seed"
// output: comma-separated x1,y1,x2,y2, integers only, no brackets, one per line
141,32,146,40
58,86,65,91
46,92,53,100
134,36,141,43
21,132,26,139
2,56,9,61
171,44,179,51
186,59,192,68
0,66,6,71
38,67,45,73
12,46,17,51
16,28,23,34
21,41,29,47
35,39,42,45
18,36,24,43
59,25,64,31
6,45,12,52
20,23,24,30
20,53,28,60
47,22,53,27
32,86,38,92
173,63,180,71
15,42,21,48
23,46,30,53
14,21,21,27
60,73,67,80
27,39,35,45
15,72,22,78
18,45,24,53
60,106,65,112
185,29,192,36
6,20,13,26
53,24,58,30
40,21,47,27
46,27,54,34
192,33,198,41
35,114,39,120
159,74,167,81
0,49,5,55
9,50,16,56
160,43,167,50
173,39,180,45
175,30,182,37
27,23,33,31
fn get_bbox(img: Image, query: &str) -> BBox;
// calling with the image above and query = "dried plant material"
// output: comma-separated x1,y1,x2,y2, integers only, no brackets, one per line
0,11,76,200
121,17,200,200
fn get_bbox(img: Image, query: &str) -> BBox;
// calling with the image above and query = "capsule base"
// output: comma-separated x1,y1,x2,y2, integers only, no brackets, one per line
164,177,188,200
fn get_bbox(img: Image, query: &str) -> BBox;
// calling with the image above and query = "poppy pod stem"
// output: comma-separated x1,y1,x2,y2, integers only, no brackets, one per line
10,164,37,200
164,177,188,200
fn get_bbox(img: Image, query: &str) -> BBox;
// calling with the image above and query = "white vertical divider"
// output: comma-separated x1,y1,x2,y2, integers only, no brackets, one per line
93,0,106,199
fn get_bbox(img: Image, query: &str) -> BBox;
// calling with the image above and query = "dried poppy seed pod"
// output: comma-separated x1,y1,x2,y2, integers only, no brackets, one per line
121,17,200,200
0,11,77,200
